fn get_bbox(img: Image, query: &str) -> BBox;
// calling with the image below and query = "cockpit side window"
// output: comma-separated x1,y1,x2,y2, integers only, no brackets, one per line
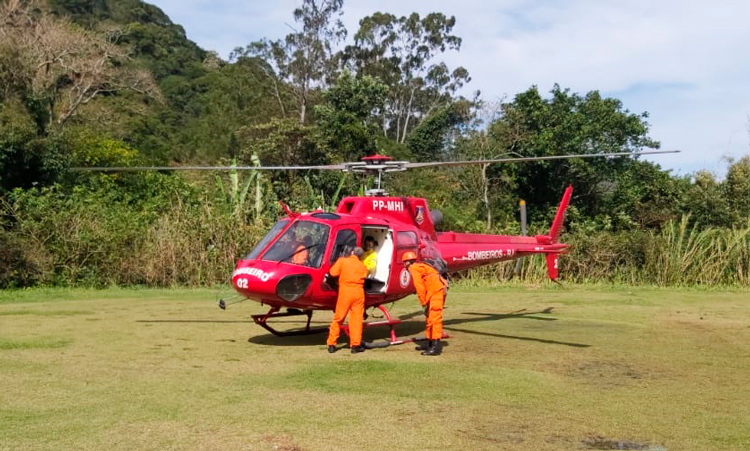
396,230,419,262
396,231,418,249
329,229,358,265
244,219,289,260
262,221,330,268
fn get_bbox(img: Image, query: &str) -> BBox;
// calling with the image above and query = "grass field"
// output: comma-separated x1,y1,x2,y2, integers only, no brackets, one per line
1,286,749,451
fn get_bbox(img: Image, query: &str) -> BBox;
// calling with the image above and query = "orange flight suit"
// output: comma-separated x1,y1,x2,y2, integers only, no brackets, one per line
326,255,368,347
408,262,448,341
292,244,308,265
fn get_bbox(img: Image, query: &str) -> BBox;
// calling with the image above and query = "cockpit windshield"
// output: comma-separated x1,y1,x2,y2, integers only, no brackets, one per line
244,220,289,260
263,221,330,267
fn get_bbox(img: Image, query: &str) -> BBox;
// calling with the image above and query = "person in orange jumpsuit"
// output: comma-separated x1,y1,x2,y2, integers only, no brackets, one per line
403,252,448,356
291,236,312,265
326,247,368,354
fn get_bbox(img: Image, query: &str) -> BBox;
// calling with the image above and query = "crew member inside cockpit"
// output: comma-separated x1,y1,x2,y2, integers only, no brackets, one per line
292,236,313,265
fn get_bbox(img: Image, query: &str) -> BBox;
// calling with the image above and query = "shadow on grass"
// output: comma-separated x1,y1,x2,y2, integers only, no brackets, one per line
246,306,587,348
396,307,556,323
441,308,589,348
136,320,254,323
248,330,330,347
444,326,590,348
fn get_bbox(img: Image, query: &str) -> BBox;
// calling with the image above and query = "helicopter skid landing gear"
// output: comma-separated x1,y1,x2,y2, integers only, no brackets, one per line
251,307,328,337
341,304,449,346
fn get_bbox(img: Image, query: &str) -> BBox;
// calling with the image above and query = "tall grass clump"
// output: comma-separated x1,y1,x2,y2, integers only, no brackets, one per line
648,216,750,285
2,172,749,289
136,200,267,286
0,174,272,287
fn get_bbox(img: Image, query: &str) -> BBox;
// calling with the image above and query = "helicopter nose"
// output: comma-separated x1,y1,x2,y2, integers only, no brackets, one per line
232,263,312,303
232,265,276,296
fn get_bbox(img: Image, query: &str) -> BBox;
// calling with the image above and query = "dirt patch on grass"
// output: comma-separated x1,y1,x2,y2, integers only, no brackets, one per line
456,422,532,445
459,428,525,445
561,359,660,387
263,434,304,451
665,310,750,331
583,435,667,450
545,433,577,447
0,310,94,316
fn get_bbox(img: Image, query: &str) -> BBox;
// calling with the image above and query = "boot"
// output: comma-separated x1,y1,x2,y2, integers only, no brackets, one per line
350,345,365,354
421,340,441,356
327,345,337,354
415,340,431,351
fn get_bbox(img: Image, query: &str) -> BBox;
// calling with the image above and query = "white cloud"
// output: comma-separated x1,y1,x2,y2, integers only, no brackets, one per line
148,0,750,176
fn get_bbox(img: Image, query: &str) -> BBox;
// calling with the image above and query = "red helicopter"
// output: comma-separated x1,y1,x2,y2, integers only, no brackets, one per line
214,151,676,344
78,150,677,344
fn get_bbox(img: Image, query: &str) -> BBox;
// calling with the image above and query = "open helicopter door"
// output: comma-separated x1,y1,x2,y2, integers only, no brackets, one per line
362,226,393,294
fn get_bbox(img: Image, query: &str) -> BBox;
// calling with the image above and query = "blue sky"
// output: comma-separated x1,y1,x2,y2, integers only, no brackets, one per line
149,0,750,177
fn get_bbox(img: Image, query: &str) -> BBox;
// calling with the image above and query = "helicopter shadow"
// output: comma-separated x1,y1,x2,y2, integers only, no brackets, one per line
246,318,414,347
248,330,330,347
247,312,428,347
406,307,588,348
442,308,590,348
247,307,589,348
136,319,254,324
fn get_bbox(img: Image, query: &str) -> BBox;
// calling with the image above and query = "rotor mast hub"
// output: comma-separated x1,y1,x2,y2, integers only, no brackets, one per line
344,155,407,197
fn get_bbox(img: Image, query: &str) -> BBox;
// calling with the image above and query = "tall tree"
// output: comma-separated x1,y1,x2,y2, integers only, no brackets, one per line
315,71,387,161
449,102,520,231
0,0,160,131
603,159,687,229
234,0,346,124
724,156,750,226
343,12,471,143
166,55,294,162
683,170,731,228
489,85,660,220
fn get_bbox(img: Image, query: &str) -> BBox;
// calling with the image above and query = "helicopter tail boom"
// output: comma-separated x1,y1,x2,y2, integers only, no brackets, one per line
437,186,573,279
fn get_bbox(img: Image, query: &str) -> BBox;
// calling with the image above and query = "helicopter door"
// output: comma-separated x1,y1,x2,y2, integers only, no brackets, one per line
329,229,358,265
362,226,392,294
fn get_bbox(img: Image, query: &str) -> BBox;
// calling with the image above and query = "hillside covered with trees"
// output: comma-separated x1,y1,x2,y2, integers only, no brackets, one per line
1,0,749,288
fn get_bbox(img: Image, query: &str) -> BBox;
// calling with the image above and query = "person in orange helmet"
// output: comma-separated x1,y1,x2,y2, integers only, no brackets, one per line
326,246,368,354
403,251,448,356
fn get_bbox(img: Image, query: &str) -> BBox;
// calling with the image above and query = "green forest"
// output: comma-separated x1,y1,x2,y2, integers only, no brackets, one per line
1,0,749,288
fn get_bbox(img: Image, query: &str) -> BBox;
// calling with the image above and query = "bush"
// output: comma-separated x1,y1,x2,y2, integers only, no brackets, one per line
0,231,42,288
463,217,750,287
2,173,270,287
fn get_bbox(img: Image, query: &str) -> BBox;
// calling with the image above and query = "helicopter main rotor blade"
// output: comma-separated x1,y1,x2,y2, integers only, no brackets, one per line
403,150,680,168
70,150,679,173
70,164,347,172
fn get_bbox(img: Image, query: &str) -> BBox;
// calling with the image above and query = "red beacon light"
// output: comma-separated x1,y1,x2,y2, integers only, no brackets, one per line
361,154,393,164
